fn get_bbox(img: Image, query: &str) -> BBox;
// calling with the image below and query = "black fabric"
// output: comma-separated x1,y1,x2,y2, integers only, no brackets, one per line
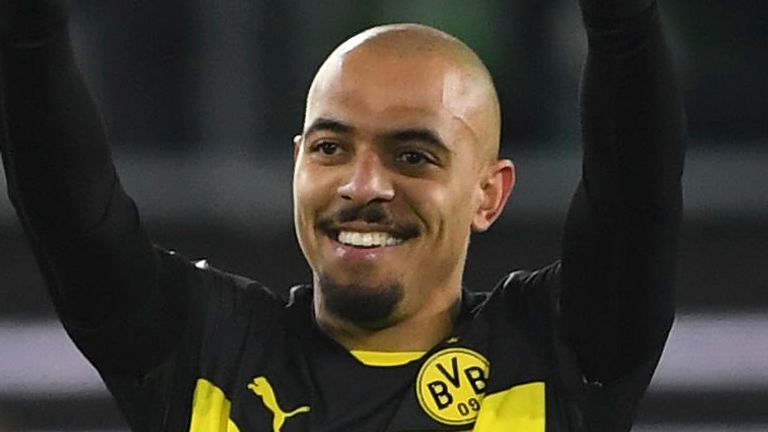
67,259,660,432
578,0,655,19
0,0,68,41
0,1,683,431
561,1,683,385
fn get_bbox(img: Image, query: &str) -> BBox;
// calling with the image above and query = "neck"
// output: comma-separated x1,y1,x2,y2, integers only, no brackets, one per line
315,291,462,352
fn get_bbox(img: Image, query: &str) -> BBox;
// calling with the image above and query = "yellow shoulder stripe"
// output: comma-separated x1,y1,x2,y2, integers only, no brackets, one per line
189,378,241,432
472,381,545,431
349,350,426,367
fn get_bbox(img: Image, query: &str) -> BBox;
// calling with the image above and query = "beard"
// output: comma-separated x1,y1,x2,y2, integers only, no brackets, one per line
319,272,404,329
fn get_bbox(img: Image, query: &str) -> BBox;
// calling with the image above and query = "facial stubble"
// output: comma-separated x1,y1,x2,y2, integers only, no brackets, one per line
319,272,404,329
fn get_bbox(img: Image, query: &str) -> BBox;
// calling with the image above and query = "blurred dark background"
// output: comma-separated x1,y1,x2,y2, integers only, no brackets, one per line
1,0,767,431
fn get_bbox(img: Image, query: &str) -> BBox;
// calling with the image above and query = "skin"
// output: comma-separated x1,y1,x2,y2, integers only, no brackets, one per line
293,24,516,352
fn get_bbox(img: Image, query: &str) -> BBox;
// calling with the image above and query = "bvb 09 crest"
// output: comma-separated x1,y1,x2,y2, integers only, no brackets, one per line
416,348,490,426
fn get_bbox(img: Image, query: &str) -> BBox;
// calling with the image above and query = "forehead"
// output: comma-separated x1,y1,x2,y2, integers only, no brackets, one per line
305,48,476,138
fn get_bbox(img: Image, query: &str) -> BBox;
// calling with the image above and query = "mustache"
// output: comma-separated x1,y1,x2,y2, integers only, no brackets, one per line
316,203,420,239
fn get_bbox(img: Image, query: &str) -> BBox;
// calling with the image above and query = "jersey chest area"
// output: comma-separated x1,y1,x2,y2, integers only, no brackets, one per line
189,307,557,432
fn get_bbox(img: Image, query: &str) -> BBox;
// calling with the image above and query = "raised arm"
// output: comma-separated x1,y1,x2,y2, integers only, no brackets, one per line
0,1,180,376
560,0,685,387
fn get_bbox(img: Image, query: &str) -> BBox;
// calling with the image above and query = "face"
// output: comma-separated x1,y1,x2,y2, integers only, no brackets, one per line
293,46,512,328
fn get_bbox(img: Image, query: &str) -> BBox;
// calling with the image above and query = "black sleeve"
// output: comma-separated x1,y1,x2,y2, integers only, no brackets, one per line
560,0,685,385
0,6,183,377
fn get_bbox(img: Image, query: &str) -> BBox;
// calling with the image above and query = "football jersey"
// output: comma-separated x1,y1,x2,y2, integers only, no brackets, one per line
92,252,657,432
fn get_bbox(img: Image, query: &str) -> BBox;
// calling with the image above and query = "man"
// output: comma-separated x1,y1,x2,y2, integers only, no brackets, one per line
0,0,684,430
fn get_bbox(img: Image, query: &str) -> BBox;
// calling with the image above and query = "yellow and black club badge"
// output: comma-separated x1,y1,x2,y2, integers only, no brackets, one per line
416,348,490,426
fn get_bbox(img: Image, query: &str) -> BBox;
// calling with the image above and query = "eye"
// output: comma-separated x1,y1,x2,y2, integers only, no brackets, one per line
312,141,340,155
397,150,433,166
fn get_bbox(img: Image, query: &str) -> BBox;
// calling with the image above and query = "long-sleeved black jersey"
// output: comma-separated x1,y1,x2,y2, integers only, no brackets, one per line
0,1,684,431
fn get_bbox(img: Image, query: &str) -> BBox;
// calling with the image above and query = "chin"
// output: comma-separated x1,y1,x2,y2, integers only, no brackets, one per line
318,272,404,329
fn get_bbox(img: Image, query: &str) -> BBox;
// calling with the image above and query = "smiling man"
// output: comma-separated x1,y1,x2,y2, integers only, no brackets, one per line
295,25,514,350
0,0,683,431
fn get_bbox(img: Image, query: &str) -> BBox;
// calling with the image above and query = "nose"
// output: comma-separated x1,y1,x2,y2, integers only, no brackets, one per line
337,151,395,205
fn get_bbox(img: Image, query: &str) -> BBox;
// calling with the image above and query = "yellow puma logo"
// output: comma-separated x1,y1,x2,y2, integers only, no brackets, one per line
248,376,310,432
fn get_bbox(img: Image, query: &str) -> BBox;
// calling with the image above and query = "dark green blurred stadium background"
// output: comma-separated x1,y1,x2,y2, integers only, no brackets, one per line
1,1,766,431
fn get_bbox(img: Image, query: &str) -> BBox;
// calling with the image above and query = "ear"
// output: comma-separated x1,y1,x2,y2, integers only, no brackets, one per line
471,159,515,232
293,134,302,162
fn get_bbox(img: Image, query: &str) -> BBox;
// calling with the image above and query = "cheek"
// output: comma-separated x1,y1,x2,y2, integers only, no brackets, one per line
293,164,311,225
294,160,333,211
409,178,475,239
405,183,474,281
293,163,331,256
443,175,481,222
293,165,312,211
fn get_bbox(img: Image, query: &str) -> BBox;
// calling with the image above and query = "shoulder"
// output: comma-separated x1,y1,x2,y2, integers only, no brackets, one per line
486,261,562,315
501,261,562,294
193,257,281,303
156,248,285,329
158,248,280,298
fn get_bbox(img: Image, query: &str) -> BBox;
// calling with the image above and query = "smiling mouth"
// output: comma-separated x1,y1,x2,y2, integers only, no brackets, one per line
336,230,405,248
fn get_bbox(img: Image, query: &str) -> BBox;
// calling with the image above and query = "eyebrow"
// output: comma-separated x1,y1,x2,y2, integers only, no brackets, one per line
303,117,451,155
384,128,450,154
303,118,354,136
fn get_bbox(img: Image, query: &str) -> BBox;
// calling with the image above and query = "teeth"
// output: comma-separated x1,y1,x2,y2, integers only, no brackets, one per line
338,231,403,247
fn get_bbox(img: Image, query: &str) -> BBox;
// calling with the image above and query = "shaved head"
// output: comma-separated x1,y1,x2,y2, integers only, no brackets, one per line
306,23,502,164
